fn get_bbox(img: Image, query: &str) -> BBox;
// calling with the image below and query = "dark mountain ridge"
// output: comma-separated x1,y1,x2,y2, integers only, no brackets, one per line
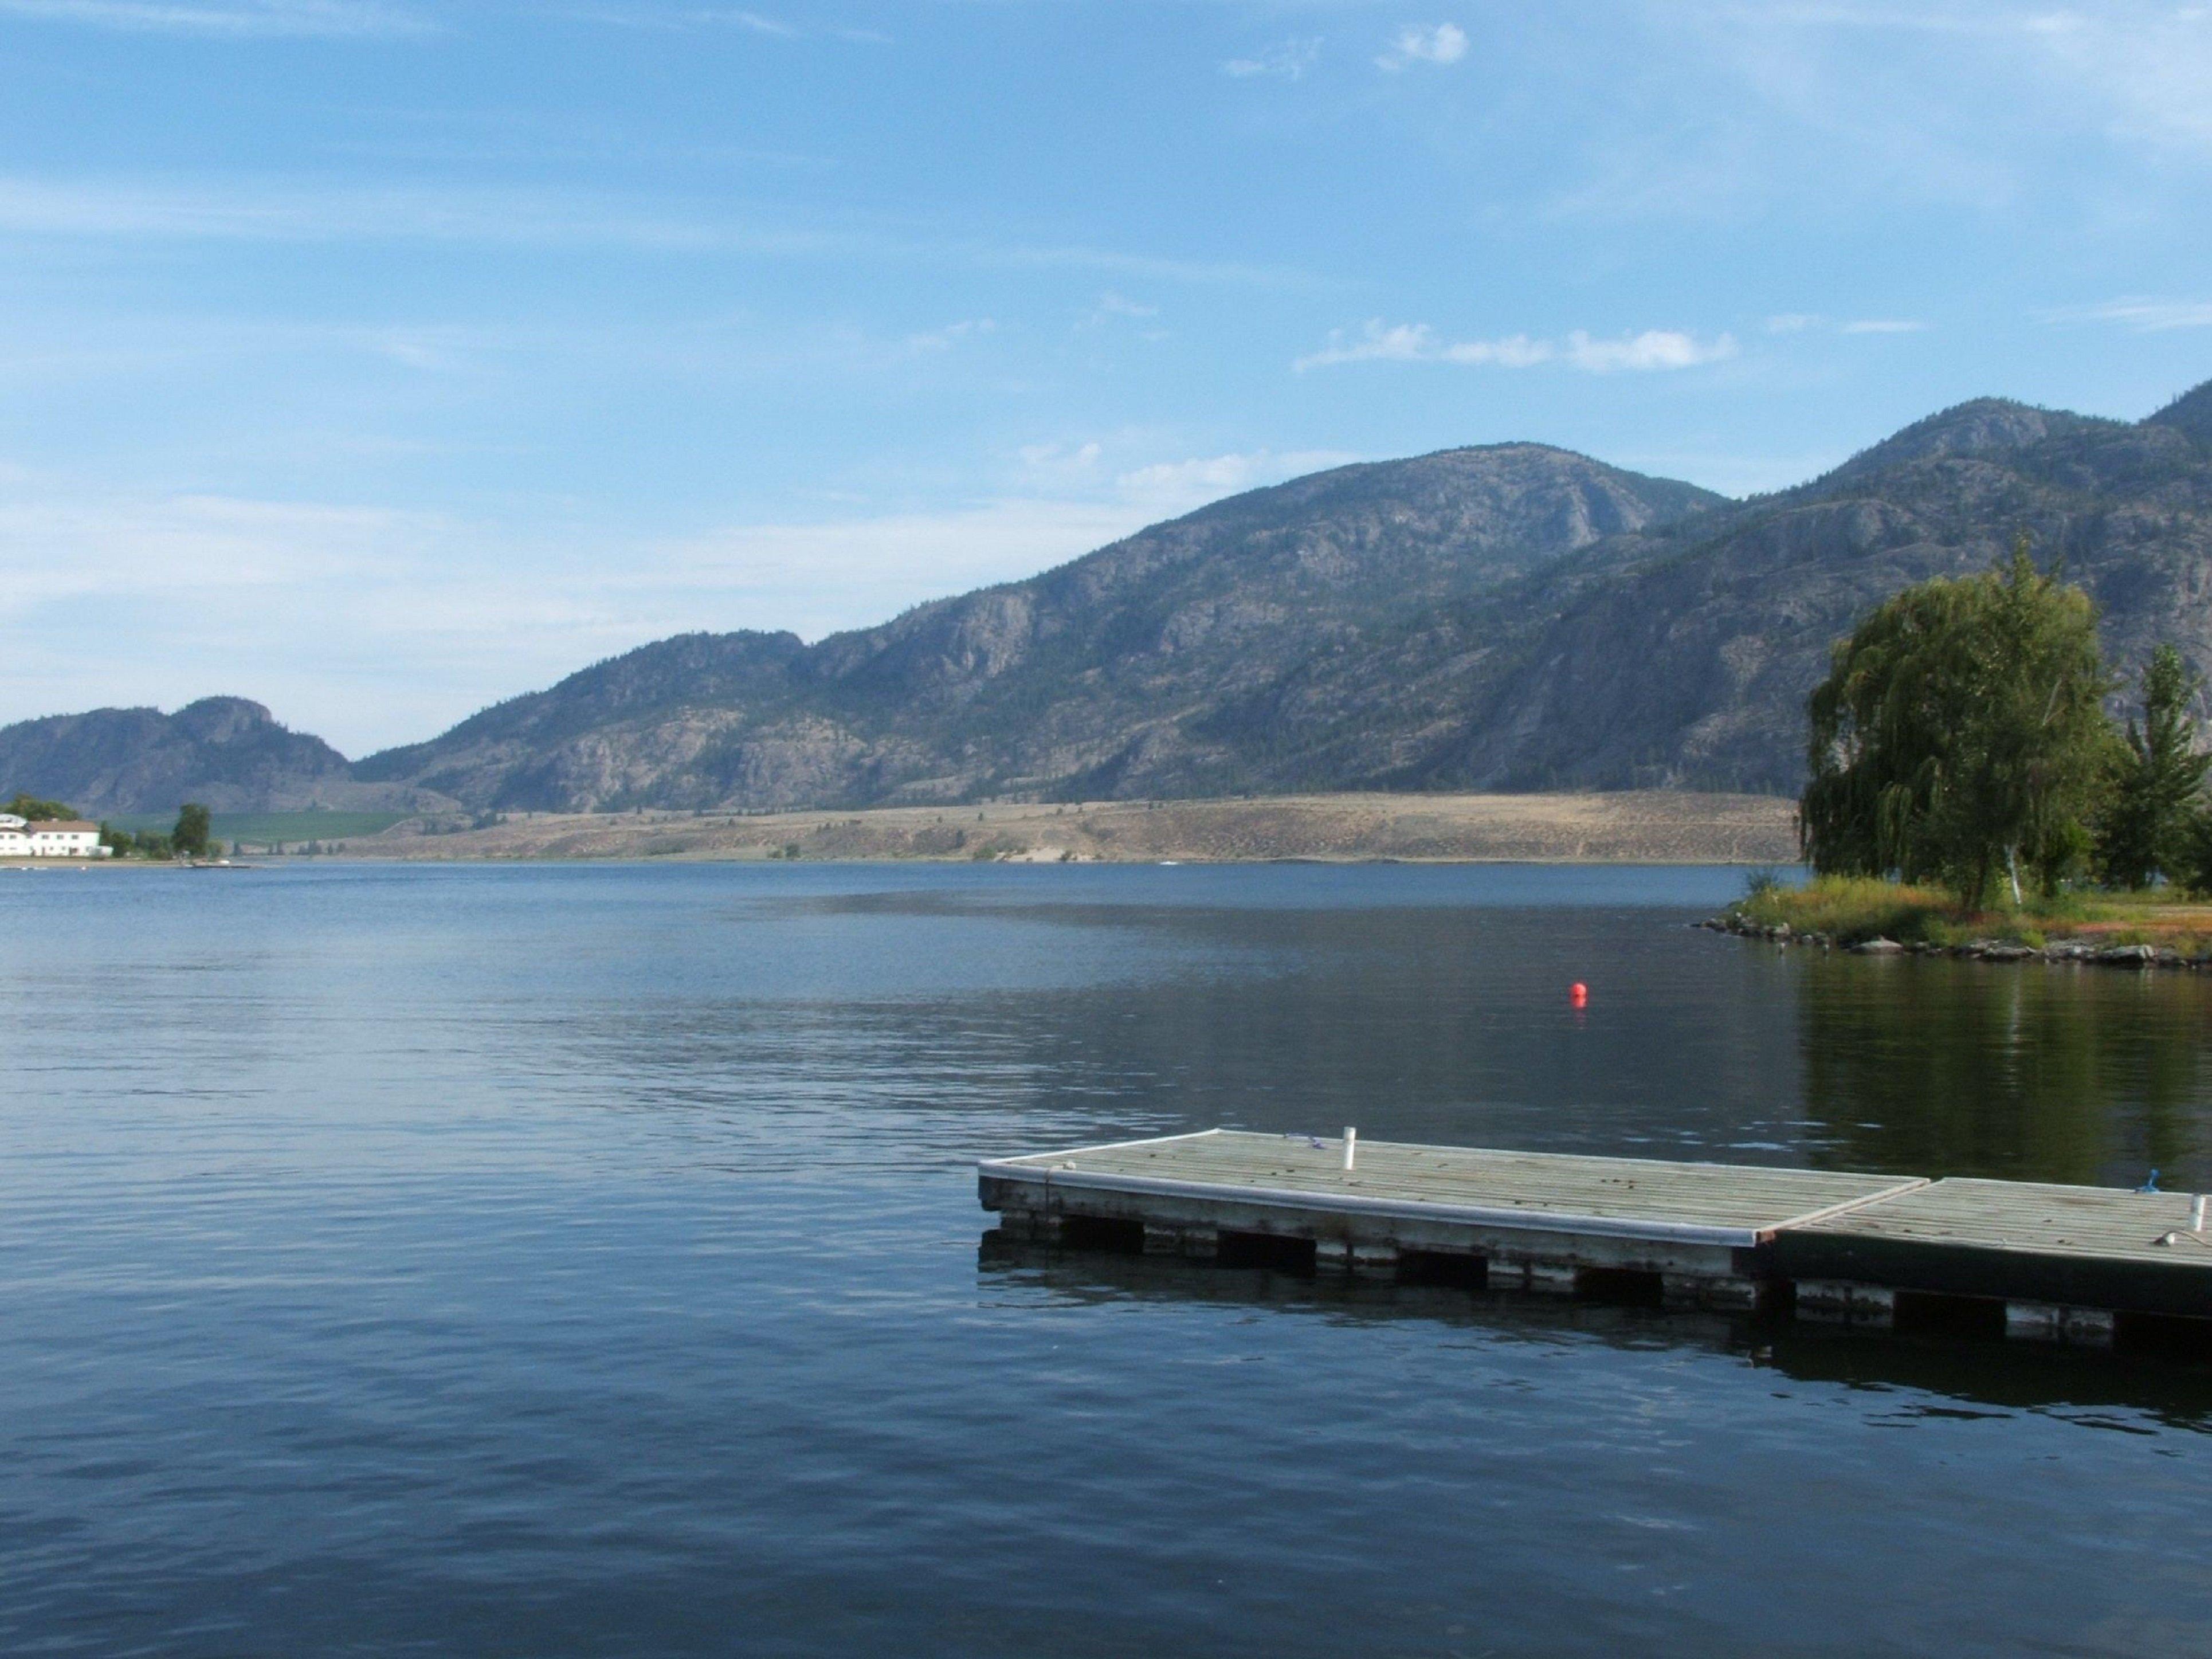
9,378,2211,816
0,699,441,817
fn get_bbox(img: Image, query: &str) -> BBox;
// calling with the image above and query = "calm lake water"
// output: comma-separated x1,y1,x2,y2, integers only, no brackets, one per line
3,861,2210,1657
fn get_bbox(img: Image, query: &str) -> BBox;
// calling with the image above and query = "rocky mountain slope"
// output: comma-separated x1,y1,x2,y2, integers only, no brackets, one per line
1406,386,2212,792
350,444,1723,809
11,378,2212,816
0,699,438,816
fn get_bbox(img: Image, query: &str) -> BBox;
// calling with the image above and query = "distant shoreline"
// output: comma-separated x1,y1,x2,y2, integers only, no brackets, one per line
332,790,1799,866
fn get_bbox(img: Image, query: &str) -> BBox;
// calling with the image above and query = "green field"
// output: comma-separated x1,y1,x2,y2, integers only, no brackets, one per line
101,809,413,844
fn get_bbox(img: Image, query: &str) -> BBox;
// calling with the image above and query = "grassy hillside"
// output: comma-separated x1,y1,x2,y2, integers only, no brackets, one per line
101,809,411,844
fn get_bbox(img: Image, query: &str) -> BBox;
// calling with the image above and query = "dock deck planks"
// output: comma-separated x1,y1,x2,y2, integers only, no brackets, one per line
982,1131,2212,1335
1776,1176,2212,1318
986,1129,1925,1248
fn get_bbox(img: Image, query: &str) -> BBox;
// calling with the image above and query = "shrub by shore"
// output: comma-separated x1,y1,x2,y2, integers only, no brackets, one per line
1712,874,2212,966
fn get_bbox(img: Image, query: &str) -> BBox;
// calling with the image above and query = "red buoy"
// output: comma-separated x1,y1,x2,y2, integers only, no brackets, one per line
1570,982,1589,1008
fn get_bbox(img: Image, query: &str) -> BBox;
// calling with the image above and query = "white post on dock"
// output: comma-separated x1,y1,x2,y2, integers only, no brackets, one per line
1343,1127,1357,1172
2192,1193,2206,1233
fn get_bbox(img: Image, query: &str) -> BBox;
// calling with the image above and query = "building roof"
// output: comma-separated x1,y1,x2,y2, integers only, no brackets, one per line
28,821,99,833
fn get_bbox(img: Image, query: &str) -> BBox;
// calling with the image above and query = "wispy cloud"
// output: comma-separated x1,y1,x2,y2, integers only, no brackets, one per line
1376,21,1466,72
1678,1,2212,178
2048,296,2212,331
0,174,1305,286
1092,292,1157,320
1113,448,1359,515
1013,439,1359,515
0,0,427,36
1766,312,1927,335
0,483,1135,751
557,7,888,43
1224,36,1321,80
0,439,1375,751
1295,319,1733,373
1293,321,1550,370
1080,291,1166,338
716,9,796,37
903,317,994,354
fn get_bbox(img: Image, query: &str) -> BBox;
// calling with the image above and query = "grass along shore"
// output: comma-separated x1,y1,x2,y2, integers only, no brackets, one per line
1718,874,2212,961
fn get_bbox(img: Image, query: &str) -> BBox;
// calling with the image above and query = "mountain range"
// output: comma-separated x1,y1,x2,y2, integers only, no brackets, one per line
9,378,2212,818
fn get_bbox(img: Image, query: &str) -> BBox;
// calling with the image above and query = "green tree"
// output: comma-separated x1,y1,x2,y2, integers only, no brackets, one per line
172,803,212,858
5,793,77,821
97,821,134,857
1802,541,2115,904
2096,645,2208,889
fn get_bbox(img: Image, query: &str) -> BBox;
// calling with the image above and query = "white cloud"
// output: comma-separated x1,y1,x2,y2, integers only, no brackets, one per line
1294,320,1440,368
1441,334,1554,367
2050,296,2212,330
1376,21,1467,72
0,0,426,35
1563,328,1738,371
1225,36,1321,80
1295,319,1731,373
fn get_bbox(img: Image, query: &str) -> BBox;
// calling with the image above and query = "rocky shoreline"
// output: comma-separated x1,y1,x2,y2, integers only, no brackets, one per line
1701,913,2209,970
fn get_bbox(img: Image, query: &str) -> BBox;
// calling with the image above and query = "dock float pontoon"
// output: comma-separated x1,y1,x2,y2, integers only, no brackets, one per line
979,1129,2212,1349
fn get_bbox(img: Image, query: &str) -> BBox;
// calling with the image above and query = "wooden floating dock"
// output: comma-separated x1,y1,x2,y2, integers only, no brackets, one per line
979,1130,2212,1350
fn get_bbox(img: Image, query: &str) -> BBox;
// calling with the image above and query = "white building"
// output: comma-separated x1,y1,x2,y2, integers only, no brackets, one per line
0,814,108,857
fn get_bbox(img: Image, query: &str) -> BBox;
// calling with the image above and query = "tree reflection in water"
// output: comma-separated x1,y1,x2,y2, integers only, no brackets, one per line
1797,954,2212,1188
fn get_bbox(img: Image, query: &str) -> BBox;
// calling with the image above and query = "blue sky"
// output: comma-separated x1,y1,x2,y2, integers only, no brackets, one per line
5,1,2212,754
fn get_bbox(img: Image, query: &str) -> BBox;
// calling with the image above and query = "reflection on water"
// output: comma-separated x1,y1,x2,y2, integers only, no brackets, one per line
5,862,2212,1658
1798,954,2212,1187
982,1234,2212,1434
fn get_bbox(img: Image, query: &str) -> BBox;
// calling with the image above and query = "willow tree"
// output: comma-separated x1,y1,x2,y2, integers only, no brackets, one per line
1801,542,2115,904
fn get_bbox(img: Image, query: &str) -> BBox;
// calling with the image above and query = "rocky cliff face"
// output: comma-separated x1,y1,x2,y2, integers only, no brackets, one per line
1399,393,2212,793
354,444,1725,809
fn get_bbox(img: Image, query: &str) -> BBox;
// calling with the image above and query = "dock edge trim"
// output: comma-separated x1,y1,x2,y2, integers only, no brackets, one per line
979,1159,1774,1249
